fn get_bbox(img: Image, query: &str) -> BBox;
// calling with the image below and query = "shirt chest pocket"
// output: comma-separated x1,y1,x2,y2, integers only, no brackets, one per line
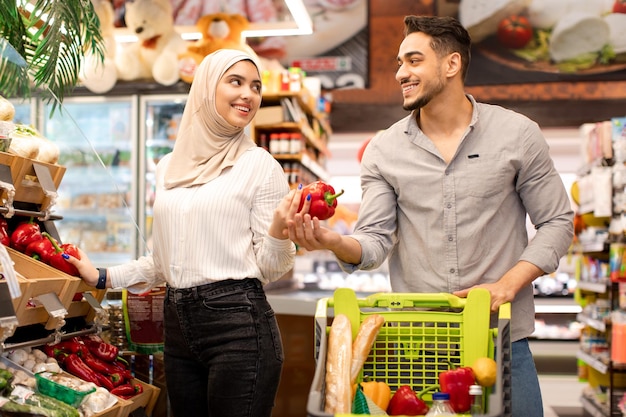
455,153,508,198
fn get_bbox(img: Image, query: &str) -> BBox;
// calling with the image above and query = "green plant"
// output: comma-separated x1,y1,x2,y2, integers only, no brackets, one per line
0,0,104,113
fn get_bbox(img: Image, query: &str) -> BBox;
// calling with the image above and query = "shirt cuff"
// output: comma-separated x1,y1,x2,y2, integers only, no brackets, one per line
265,234,296,251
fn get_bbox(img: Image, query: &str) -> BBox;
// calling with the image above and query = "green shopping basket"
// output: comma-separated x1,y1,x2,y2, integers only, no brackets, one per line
306,288,512,417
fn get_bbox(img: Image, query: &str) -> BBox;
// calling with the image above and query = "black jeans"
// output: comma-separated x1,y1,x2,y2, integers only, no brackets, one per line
163,278,284,417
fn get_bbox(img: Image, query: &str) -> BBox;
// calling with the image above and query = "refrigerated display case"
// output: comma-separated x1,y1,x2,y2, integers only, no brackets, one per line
138,94,187,256
9,98,35,126
40,95,139,267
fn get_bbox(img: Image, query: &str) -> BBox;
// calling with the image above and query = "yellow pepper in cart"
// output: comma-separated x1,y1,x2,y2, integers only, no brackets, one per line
359,380,391,411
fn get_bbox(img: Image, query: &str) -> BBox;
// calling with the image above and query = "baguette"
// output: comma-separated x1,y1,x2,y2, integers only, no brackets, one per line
350,314,385,385
324,314,352,414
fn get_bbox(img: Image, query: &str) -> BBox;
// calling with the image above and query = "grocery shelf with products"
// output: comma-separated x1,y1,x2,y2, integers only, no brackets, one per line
572,117,626,417
252,80,332,187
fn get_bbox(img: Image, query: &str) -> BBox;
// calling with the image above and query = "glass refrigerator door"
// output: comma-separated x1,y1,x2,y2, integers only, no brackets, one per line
138,94,187,256
8,98,36,126
41,96,139,267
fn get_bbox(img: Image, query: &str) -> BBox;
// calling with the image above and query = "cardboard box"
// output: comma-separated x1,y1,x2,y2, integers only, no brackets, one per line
254,106,285,126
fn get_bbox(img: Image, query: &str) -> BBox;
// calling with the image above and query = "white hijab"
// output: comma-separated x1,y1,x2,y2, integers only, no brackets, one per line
164,49,260,189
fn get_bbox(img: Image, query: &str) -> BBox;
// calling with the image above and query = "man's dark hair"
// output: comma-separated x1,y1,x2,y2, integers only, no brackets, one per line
403,15,472,81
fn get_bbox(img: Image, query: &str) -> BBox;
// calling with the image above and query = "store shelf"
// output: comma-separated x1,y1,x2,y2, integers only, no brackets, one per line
577,312,607,332
577,349,609,374
581,390,610,417
578,280,610,294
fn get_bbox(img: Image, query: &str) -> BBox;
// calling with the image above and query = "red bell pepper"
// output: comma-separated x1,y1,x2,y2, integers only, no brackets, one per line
43,232,81,276
297,181,344,220
386,385,429,416
24,236,55,263
10,218,42,252
0,218,9,246
439,363,475,413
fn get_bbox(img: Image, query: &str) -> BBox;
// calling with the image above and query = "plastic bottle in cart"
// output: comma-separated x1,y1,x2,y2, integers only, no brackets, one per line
425,392,455,416
469,384,484,415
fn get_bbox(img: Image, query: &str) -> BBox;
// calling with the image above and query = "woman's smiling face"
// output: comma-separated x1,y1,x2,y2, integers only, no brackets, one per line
215,60,262,128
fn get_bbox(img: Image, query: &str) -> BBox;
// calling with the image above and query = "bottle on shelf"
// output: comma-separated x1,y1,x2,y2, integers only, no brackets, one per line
425,392,455,416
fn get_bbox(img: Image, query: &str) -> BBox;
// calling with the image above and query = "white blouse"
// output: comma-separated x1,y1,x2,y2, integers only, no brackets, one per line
108,147,296,292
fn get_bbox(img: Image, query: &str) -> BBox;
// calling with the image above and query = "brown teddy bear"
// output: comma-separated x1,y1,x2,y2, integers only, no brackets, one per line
178,13,258,84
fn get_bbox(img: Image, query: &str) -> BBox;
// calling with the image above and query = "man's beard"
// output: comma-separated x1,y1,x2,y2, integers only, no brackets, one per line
402,73,445,111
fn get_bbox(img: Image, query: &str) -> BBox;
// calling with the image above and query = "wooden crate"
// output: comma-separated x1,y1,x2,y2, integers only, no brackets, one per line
5,271,31,312
66,281,108,323
93,400,127,417
0,272,30,340
0,152,66,212
115,379,161,417
7,246,80,329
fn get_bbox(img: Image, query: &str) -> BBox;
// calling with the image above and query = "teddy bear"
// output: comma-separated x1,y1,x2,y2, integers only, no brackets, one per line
115,0,188,85
79,0,118,93
178,13,257,84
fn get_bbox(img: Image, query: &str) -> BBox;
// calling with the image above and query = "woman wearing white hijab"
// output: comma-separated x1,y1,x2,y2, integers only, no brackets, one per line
67,49,299,417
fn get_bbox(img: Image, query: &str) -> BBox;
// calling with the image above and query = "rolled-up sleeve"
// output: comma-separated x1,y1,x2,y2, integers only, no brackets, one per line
517,122,574,273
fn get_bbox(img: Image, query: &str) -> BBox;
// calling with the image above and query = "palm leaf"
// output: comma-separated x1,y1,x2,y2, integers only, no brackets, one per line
0,0,105,114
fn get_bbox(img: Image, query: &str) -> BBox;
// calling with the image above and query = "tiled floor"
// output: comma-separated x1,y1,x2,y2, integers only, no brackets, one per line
540,374,585,417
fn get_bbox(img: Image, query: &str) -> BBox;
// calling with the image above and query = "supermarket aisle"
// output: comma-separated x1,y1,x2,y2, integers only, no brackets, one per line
540,374,585,417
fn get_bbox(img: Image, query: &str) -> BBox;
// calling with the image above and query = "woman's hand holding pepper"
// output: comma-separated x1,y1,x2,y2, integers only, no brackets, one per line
269,187,303,240
285,186,340,252
63,248,99,287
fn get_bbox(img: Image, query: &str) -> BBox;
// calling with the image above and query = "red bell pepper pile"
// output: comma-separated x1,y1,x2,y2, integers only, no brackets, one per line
44,336,143,399
9,217,43,252
6,217,82,277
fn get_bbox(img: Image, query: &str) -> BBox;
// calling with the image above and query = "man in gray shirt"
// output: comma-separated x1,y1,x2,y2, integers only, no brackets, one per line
287,15,573,417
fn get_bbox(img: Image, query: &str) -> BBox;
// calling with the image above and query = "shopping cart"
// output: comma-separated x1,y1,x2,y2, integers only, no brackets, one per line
306,288,512,417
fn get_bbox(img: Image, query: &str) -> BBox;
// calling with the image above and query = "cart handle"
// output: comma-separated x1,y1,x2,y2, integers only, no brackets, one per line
327,288,469,309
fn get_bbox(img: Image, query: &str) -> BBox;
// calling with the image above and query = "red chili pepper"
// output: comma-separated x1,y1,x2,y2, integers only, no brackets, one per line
24,236,55,263
64,353,103,387
386,385,430,416
45,338,83,356
108,359,133,380
297,181,344,220
80,337,119,362
110,382,143,397
43,232,81,276
79,346,125,381
438,363,475,413
0,218,9,246
10,218,42,252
